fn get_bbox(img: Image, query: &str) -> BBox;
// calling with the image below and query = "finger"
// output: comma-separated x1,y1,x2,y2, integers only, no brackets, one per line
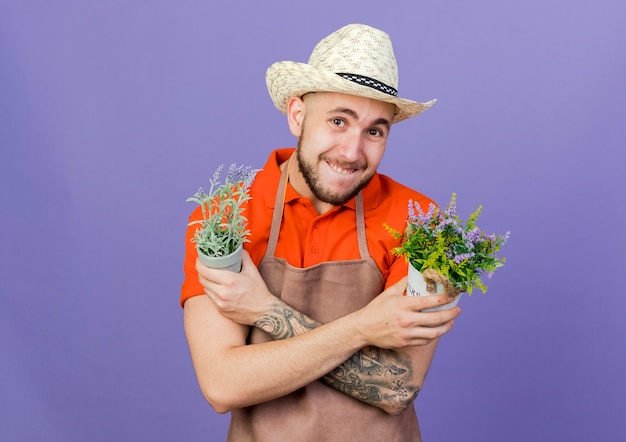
413,319,456,343
195,257,221,279
240,249,255,270
195,258,216,285
408,293,457,310
393,276,408,288
195,257,207,273
241,248,252,260
195,258,234,290
418,308,461,331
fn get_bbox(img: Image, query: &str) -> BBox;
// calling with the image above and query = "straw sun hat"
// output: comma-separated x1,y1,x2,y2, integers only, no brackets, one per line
266,24,436,124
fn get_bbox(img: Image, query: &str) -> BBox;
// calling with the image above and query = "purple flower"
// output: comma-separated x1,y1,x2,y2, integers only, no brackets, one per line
423,202,436,224
408,199,418,221
211,164,224,183
408,199,436,225
463,227,481,248
454,252,475,264
226,163,259,188
389,192,509,294
439,216,457,229
445,193,457,217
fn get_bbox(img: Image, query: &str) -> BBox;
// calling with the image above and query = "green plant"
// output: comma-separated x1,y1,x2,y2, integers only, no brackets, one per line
385,193,509,294
187,163,259,257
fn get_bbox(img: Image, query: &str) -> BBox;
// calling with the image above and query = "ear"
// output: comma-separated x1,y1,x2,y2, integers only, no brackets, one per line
287,96,306,137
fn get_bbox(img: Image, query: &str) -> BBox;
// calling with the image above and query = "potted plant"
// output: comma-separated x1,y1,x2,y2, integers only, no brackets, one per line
186,163,259,272
385,193,510,311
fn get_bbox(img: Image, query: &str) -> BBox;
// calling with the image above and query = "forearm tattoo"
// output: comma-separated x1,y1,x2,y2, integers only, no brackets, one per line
323,347,419,410
253,303,419,411
255,308,318,340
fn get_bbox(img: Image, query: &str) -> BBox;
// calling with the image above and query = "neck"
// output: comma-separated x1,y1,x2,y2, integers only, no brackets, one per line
280,154,334,215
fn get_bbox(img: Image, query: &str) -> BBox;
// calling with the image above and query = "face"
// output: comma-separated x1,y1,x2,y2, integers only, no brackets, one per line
290,92,395,208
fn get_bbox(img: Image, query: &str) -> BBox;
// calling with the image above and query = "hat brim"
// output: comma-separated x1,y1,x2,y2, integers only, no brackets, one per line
266,61,436,124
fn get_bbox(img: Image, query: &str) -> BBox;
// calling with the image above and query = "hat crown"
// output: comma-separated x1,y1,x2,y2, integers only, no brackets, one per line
265,23,435,123
307,24,399,90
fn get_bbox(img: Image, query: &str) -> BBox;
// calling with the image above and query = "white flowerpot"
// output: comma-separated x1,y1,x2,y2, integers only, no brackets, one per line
407,263,462,312
197,244,243,272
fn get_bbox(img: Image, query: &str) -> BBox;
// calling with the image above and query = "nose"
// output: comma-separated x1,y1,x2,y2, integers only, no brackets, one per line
337,130,364,162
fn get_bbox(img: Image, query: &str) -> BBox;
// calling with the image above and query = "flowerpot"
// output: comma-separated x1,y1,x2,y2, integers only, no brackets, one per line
407,263,462,312
197,244,243,272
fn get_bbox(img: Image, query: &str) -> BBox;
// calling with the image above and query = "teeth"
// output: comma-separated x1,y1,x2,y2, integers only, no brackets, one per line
328,162,355,174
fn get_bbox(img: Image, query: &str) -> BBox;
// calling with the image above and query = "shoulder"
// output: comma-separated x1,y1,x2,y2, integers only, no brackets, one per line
248,148,294,204
377,173,435,204
360,173,437,285
369,173,436,225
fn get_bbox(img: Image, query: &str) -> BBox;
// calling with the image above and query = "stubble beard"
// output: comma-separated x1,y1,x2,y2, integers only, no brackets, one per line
295,128,375,207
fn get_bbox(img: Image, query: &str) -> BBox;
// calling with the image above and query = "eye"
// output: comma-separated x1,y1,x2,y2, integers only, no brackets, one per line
331,118,346,127
368,128,384,137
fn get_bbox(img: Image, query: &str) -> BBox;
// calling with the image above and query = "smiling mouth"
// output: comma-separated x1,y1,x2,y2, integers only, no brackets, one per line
326,160,359,175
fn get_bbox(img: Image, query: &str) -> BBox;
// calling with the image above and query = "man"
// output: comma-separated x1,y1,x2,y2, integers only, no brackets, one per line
181,24,461,441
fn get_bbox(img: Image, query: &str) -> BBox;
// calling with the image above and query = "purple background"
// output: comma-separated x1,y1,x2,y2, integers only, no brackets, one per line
1,1,624,441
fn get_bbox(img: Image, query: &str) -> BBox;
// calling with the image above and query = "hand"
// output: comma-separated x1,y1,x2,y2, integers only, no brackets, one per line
355,277,461,349
196,250,275,326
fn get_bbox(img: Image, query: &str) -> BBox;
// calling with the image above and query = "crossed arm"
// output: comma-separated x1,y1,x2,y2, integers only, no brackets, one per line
254,301,427,413
184,251,460,415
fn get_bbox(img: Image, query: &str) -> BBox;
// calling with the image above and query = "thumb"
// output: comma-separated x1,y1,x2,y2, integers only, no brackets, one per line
385,276,408,297
240,249,255,269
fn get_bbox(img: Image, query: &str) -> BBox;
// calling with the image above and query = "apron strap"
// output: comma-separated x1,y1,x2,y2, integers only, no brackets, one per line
354,192,371,259
264,153,371,260
265,154,292,257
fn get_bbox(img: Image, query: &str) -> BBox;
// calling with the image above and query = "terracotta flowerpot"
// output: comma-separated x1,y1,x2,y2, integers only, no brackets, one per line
197,244,243,272
407,263,463,312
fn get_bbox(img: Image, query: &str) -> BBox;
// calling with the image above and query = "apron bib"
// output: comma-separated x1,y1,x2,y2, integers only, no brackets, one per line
228,156,421,441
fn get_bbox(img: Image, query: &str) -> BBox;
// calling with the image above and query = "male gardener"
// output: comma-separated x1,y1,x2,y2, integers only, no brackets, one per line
181,24,461,441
